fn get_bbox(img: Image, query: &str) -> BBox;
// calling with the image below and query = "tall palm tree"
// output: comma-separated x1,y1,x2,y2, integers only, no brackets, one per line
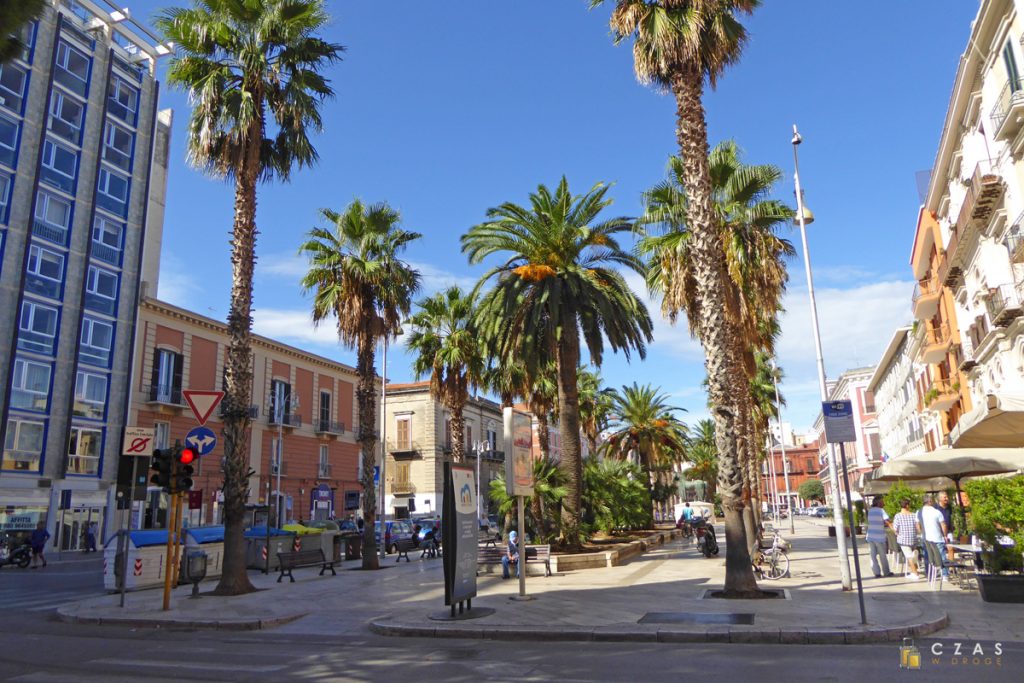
407,286,485,463
685,418,719,502
577,366,614,457
0,0,44,63
159,0,343,594
527,362,559,461
464,178,653,546
603,383,687,521
298,201,420,569
642,142,793,542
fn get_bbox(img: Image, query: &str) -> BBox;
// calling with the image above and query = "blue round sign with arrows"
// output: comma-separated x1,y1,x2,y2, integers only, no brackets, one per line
185,425,217,456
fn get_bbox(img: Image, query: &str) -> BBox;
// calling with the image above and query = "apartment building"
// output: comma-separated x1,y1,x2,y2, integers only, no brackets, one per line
814,367,881,499
128,298,363,528
914,0,1024,449
383,382,528,518
867,327,931,461
761,438,821,509
0,1,170,548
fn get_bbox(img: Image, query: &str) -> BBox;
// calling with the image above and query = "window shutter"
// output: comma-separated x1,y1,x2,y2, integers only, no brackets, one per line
172,352,184,397
284,383,292,416
149,351,160,399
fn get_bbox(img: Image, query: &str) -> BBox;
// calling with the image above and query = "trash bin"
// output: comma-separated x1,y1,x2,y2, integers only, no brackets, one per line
103,530,173,592
344,533,362,560
244,526,295,570
181,526,224,584
319,530,341,563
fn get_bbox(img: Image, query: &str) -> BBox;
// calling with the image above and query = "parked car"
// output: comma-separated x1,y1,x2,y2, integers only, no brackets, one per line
811,506,830,518
413,517,442,544
335,519,360,536
374,519,416,553
301,519,339,531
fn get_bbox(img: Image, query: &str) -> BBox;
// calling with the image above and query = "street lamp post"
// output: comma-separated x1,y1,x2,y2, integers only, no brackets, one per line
792,125,853,591
771,361,796,535
473,439,487,523
379,327,403,561
274,391,298,529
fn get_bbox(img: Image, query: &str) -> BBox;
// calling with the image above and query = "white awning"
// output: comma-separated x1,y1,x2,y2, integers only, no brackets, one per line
951,394,1024,448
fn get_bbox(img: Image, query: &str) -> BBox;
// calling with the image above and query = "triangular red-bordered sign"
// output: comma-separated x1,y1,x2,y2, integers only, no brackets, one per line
183,390,224,426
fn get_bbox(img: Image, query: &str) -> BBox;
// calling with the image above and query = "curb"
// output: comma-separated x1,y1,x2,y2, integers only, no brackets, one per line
368,612,950,645
56,606,308,631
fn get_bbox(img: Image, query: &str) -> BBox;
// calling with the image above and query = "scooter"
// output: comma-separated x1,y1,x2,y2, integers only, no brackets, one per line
693,516,720,558
0,536,32,569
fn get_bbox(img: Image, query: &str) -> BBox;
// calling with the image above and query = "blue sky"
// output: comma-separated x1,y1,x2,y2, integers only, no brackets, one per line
127,0,978,431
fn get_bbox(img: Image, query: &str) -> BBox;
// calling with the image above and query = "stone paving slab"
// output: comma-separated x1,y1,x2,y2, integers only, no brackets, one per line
55,519,1024,644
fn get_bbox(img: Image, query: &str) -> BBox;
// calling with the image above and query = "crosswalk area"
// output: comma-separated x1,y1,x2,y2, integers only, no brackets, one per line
0,585,98,613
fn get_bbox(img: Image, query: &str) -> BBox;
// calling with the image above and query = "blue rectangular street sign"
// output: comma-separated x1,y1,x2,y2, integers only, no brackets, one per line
822,400,856,444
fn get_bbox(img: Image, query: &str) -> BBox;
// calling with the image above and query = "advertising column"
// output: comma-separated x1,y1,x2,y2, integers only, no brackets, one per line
441,463,478,613
504,407,534,599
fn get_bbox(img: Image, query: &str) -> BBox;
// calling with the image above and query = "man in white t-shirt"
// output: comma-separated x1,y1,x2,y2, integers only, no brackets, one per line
919,495,949,578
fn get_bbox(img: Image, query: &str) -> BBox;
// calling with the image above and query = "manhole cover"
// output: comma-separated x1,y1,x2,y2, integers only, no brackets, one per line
638,612,755,625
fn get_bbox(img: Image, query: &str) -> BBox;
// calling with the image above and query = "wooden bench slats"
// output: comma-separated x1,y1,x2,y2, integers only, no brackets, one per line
477,543,552,576
276,548,336,583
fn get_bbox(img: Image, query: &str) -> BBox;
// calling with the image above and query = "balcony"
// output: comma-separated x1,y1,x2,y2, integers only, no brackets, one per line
270,460,288,476
220,403,259,419
142,383,184,413
911,277,941,320
390,441,421,458
958,334,978,373
391,481,416,495
938,231,961,287
318,464,331,478
315,420,345,437
467,449,506,462
991,78,1024,141
956,162,1005,231
1006,212,1024,264
985,284,1023,327
268,413,302,431
924,378,960,412
920,322,953,365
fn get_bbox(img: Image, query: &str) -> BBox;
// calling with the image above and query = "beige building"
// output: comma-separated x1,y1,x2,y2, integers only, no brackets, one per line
383,382,527,519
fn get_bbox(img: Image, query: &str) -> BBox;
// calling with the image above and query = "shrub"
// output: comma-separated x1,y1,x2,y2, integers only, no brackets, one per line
798,479,824,503
881,481,924,519
964,476,1024,573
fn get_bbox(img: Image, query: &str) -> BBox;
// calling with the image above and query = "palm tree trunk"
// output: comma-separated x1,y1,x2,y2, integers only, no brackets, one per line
536,412,551,460
214,125,262,596
450,399,466,464
555,318,583,549
357,330,380,569
671,65,758,595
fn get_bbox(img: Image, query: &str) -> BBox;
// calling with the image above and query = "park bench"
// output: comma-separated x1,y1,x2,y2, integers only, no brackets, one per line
393,538,418,562
477,543,552,577
276,548,335,583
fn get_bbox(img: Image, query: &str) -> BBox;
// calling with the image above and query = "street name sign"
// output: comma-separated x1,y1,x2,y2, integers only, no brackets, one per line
822,400,857,444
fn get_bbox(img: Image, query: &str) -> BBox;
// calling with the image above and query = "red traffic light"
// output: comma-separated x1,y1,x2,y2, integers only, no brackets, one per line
179,448,196,465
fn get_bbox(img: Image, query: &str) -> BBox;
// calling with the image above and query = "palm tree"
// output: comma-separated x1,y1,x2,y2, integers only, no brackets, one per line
406,286,484,463
577,366,614,457
603,383,687,522
464,178,653,547
1,0,44,63
158,0,343,594
685,418,719,502
298,201,421,569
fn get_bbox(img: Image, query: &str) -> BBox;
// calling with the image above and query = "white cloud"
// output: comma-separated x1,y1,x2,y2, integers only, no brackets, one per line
252,308,342,347
410,261,478,294
157,253,204,309
259,253,307,279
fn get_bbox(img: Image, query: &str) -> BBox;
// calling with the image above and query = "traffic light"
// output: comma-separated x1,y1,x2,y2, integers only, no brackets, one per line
150,448,173,491
173,446,195,492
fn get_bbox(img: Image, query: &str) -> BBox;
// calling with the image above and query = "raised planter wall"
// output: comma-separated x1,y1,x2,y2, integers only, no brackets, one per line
549,529,679,573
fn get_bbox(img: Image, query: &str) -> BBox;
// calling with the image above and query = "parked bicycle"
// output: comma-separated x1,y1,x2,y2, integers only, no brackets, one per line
752,529,790,580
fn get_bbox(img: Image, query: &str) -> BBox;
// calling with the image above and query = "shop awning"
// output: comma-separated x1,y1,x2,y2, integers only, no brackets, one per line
951,394,1024,448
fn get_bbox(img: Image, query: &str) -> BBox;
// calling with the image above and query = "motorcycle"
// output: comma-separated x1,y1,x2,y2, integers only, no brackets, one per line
0,536,32,569
693,516,719,558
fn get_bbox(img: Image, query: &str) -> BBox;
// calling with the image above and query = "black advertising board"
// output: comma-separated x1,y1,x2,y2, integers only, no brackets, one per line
442,463,478,606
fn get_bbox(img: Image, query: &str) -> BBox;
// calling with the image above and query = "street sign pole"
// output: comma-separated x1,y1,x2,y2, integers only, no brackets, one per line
839,442,868,625
118,456,138,608
516,495,526,598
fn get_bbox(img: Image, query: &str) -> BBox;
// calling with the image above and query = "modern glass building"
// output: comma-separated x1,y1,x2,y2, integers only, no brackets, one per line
0,0,170,549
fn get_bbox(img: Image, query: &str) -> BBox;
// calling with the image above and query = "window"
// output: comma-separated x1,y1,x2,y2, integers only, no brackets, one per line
270,380,291,422
107,75,138,126
33,190,72,245
805,458,815,473
47,91,84,144
466,425,472,449
79,316,113,367
18,300,58,355
0,62,27,113
3,418,44,472
13,21,35,62
154,421,170,449
25,244,64,300
96,168,129,217
0,171,10,223
149,349,182,403
486,427,498,451
40,139,77,193
868,433,882,460
10,358,50,412
91,215,123,266
67,426,101,475
54,40,90,97
395,462,411,490
84,265,118,315
318,390,331,431
102,121,132,171
396,417,410,451
73,370,107,420
444,417,452,450
318,444,329,477
0,114,18,168
863,390,876,413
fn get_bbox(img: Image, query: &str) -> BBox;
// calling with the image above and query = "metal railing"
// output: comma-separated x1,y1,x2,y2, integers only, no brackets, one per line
270,460,288,476
1005,211,1024,263
219,403,258,419
391,481,416,495
142,383,182,405
268,412,302,428
924,322,951,347
315,419,345,434
991,77,1024,134
956,161,1003,231
318,464,331,478
986,283,1024,326
32,218,68,246
924,378,958,408
911,277,940,310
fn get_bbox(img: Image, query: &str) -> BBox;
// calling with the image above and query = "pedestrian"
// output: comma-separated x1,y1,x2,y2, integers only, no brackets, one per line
919,494,949,580
891,498,921,579
83,522,97,553
937,491,953,542
866,496,893,578
502,531,520,580
30,522,49,569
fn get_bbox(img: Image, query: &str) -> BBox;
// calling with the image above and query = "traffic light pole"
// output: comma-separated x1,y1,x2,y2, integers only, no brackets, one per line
170,492,184,587
161,487,177,611
117,456,139,608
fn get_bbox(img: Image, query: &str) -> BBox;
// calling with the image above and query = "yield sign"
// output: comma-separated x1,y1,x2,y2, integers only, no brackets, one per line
183,390,224,426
